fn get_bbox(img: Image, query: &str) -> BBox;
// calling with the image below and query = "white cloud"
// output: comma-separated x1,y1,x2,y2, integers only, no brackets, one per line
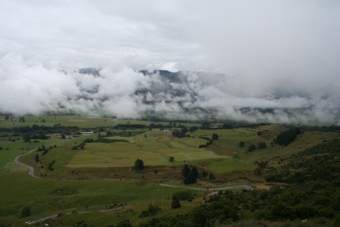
0,0,339,124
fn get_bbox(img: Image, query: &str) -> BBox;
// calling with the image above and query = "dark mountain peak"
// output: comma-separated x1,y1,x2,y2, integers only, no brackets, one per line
78,67,101,76
139,70,182,83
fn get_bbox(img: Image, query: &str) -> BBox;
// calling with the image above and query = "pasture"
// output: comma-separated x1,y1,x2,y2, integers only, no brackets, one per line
68,133,226,168
1,115,339,225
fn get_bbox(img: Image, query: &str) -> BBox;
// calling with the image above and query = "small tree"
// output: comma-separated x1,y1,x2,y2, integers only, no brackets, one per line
20,207,31,217
239,141,245,147
182,165,198,184
34,154,39,162
169,156,175,162
171,199,181,209
23,133,31,143
258,142,267,149
212,133,219,140
134,159,144,170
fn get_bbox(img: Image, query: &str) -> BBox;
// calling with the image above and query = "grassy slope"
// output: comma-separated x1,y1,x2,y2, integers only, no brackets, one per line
0,173,188,225
1,117,339,226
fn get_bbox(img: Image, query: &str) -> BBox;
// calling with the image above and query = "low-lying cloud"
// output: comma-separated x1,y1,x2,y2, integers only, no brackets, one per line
0,1,339,124
0,54,339,125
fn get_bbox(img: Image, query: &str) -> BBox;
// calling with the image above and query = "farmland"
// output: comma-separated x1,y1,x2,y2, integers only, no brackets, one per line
0,115,339,226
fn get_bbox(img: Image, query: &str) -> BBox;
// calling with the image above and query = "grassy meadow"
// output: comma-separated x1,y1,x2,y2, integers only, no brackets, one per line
0,115,339,225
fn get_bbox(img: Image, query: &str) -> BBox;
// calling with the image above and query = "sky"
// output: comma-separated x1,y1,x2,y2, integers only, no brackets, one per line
0,0,339,124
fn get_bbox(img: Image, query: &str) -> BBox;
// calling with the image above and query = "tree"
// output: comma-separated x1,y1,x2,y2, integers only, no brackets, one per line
134,159,144,170
23,133,31,143
182,165,198,184
181,164,190,179
247,144,256,152
212,133,219,140
116,220,133,227
34,154,39,162
169,156,175,162
275,128,301,146
171,199,181,209
20,207,31,217
258,142,267,149
239,141,245,147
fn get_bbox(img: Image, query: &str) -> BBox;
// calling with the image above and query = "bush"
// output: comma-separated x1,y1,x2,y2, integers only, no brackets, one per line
182,165,198,184
258,142,267,149
172,190,195,201
171,199,181,209
20,207,31,217
134,159,144,170
140,204,161,217
275,128,301,146
247,144,256,152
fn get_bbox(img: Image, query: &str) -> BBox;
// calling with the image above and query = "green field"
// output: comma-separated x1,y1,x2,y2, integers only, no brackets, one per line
68,134,226,168
1,115,339,225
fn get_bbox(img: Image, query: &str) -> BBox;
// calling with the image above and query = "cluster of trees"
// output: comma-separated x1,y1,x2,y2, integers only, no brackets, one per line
134,159,144,170
181,164,198,184
198,135,215,148
139,139,340,227
141,181,339,226
265,139,340,183
139,204,161,218
275,127,301,146
113,124,146,129
239,141,267,152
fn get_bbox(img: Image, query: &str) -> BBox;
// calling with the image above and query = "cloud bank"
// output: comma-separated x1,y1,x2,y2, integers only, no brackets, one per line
0,0,339,124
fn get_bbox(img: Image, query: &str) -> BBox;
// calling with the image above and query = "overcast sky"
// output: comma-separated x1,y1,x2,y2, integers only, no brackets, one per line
0,0,339,123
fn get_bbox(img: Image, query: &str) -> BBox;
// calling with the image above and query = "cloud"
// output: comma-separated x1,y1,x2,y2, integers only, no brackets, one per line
0,1,339,124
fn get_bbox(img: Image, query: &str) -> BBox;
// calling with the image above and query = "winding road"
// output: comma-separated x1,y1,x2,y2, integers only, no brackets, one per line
25,206,126,225
14,148,40,179
160,183,254,191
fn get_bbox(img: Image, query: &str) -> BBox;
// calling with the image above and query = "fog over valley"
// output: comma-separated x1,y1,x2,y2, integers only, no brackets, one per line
0,0,339,124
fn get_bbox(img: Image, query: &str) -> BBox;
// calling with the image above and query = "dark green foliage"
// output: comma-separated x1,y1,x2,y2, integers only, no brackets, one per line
140,204,161,217
275,127,301,146
172,127,188,138
182,165,198,184
143,139,340,226
171,199,181,209
265,139,340,183
169,156,175,162
30,133,49,140
48,160,56,171
239,141,245,147
143,182,339,226
212,133,219,140
258,142,267,149
34,154,39,162
247,144,256,152
134,159,144,170
172,190,195,201
198,136,213,148
116,219,133,227
20,207,31,217
221,123,233,129
22,133,31,143
114,124,146,129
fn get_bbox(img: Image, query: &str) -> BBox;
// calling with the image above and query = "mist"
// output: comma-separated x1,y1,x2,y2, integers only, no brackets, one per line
0,0,339,125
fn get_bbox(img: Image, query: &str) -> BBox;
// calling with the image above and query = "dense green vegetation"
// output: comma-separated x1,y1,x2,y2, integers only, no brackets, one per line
142,140,340,226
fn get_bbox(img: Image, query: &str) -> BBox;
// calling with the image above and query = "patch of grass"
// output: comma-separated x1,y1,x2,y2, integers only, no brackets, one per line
0,173,185,225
